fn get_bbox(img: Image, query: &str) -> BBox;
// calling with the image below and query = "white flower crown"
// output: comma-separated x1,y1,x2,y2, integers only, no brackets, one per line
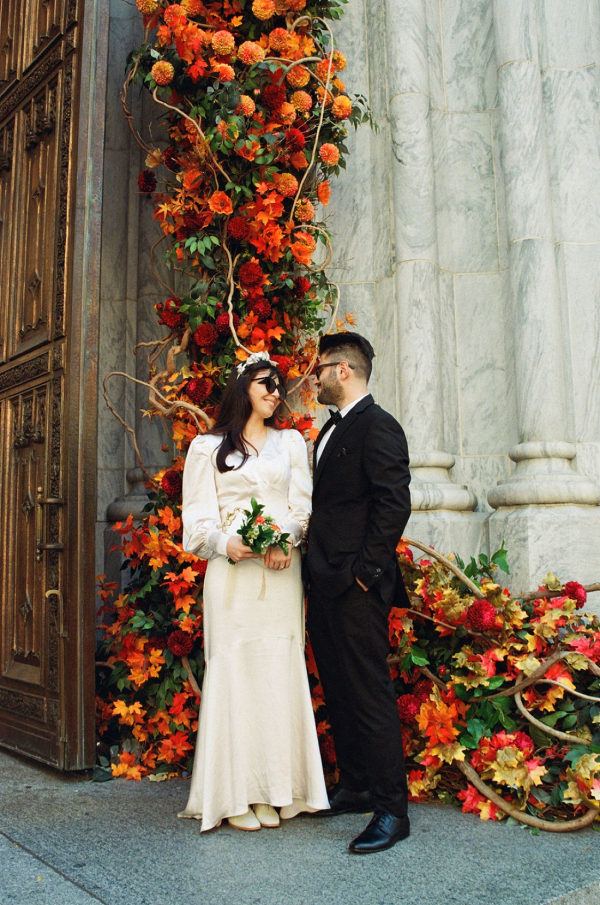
235,350,277,377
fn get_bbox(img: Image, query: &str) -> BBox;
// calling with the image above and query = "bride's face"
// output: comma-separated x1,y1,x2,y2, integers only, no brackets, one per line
247,369,281,420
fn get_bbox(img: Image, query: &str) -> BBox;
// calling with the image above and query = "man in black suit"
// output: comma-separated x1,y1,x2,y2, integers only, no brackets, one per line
306,332,411,854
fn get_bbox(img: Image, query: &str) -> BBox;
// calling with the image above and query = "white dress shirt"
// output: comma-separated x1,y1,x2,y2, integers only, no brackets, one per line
315,393,370,464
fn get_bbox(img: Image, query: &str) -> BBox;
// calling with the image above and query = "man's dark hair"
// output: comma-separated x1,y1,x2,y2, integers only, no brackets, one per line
318,332,375,381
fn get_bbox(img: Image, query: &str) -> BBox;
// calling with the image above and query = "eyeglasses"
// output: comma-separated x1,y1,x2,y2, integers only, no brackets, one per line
252,375,287,400
314,361,354,380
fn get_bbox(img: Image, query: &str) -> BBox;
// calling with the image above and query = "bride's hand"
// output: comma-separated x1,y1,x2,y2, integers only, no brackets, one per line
226,536,261,562
264,545,292,571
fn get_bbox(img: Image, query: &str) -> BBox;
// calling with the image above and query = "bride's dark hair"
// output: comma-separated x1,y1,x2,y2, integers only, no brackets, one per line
209,361,284,473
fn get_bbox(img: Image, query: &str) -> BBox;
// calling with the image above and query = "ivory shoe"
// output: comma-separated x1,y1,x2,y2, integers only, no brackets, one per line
227,810,262,831
253,804,280,827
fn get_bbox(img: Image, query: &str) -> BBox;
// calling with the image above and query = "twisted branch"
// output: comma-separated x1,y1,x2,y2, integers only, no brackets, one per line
181,655,202,701
514,692,591,746
521,583,600,602
403,536,485,600
457,760,597,832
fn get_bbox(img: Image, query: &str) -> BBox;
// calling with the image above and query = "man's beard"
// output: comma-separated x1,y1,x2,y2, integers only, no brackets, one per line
317,379,344,407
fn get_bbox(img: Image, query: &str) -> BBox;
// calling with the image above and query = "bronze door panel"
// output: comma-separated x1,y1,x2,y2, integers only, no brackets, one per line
0,0,90,770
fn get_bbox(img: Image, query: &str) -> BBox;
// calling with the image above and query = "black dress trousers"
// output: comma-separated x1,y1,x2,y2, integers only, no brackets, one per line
307,580,409,818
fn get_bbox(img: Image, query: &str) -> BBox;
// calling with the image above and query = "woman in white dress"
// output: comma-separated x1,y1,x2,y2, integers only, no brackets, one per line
178,352,329,832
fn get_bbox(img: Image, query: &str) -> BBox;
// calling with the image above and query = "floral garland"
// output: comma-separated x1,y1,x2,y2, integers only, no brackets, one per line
97,0,600,832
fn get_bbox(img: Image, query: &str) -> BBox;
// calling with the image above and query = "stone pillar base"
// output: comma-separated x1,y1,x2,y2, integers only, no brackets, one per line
487,505,600,615
406,511,488,565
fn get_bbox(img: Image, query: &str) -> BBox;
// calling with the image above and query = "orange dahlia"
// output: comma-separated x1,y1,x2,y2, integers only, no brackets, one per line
332,50,347,72
236,95,256,116
286,65,310,88
136,0,158,12
332,95,352,119
269,27,291,53
151,61,175,86
275,173,299,197
238,41,265,65
290,90,312,112
317,181,331,205
315,58,334,82
208,191,234,215
319,143,340,166
333,78,346,93
252,0,275,20
181,0,203,13
163,4,187,26
215,63,235,82
295,198,314,222
316,86,333,106
212,30,235,55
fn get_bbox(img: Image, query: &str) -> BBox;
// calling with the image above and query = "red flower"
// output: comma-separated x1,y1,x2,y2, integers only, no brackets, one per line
262,84,286,111
183,210,206,232
167,629,194,657
196,559,208,578
185,377,213,404
138,169,157,192
467,599,497,633
564,581,587,608
250,299,272,320
270,354,291,378
285,127,306,152
161,470,182,499
238,261,264,287
215,311,239,334
193,323,218,351
293,276,311,299
228,216,250,240
413,678,433,705
155,297,185,331
319,735,337,766
397,694,420,722
162,146,181,171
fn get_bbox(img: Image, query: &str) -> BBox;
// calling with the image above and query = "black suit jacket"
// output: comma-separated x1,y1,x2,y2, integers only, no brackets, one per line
307,394,411,604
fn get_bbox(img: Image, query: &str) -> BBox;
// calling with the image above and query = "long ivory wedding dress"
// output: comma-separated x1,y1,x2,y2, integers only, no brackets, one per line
178,427,329,831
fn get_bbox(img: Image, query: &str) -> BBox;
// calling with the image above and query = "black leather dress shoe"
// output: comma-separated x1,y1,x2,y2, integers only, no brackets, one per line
348,810,410,853
320,788,374,816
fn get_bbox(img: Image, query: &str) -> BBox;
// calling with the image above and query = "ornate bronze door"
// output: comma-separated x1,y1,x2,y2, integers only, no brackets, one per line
0,0,96,769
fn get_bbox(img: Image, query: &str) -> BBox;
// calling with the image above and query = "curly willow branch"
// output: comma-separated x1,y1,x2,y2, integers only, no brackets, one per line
287,16,335,222
151,87,231,184
514,692,591,747
457,760,597,832
521,582,600,602
286,281,341,395
181,655,202,701
121,62,153,154
150,235,176,295
103,375,156,485
222,244,251,352
536,680,600,704
402,535,485,600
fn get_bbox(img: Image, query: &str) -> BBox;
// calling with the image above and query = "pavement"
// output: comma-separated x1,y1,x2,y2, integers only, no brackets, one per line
0,750,599,905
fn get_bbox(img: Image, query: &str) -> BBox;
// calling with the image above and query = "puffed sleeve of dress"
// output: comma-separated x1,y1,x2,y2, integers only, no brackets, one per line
182,436,230,559
281,429,312,547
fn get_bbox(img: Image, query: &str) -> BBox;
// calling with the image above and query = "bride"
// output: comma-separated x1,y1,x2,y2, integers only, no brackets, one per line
178,351,329,831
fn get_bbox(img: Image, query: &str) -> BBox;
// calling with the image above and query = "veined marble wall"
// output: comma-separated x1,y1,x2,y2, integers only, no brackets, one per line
96,0,600,602
327,0,600,600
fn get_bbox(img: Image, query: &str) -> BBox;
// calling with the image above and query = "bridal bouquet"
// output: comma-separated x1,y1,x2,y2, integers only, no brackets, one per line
227,498,290,565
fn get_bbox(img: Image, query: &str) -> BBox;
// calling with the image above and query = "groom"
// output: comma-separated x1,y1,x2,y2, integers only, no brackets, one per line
306,332,411,854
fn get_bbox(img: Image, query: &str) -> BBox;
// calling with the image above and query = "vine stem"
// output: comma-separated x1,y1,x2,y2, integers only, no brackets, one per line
222,244,251,352
514,692,591,746
286,281,341,395
456,760,597,832
402,535,485,600
181,655,202,701
521,583,600,601
150,87,231,184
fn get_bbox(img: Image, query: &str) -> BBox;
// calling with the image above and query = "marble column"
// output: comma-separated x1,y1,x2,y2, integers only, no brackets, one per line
487,0,600,601
385,0,479,556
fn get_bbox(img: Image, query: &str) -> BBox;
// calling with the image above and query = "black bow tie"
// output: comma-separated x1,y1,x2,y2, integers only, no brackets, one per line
328,409,342,425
